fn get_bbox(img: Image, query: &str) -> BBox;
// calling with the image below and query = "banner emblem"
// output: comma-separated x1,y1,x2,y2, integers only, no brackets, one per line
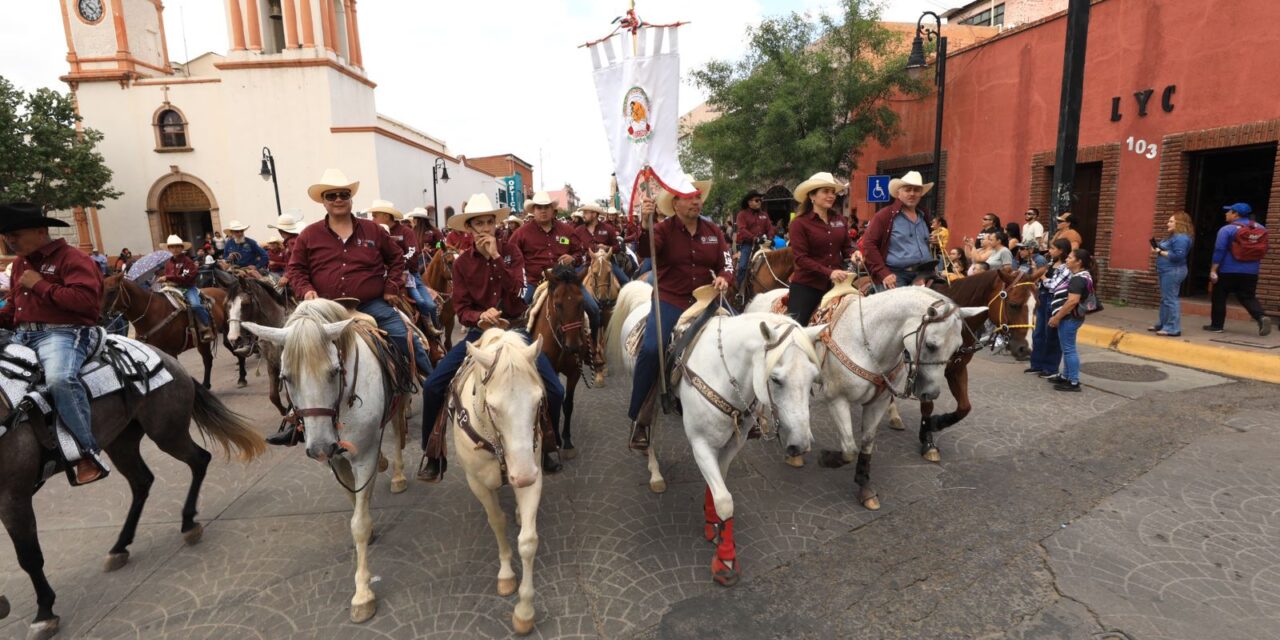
624,86,653,143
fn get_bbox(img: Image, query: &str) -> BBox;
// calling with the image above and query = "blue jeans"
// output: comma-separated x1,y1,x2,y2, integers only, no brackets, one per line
874,267,919,293
357,299,432,378
1057,315,1083,384
610,262,631,286
16,327,98,454
406,273,441,327
736,243,755,286
628,299,684,420
420,328,565,447
636,257,652,278
1029,290,1061,373
1156,266,1186,334
182,287,212,327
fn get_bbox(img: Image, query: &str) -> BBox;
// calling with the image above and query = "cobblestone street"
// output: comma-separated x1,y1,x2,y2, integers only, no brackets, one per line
1,344,1277,639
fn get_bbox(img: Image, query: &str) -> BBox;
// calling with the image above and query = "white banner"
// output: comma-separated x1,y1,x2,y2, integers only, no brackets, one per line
588,26,694,214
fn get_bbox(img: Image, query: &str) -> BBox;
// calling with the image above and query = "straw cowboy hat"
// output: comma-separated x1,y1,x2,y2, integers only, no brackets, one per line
0,202,70,234
504,214,523,224
793,172,848,204
307,168,361,203
524,191,555,212
224,219,250,232
570,210,584,220
163,234,191,249
267,212,305,234
579,203,605,215
368,199,403,219
887,170,934,199
263,233,284,246
606,206,620,216
406,207,432,220
656,176,713,217
447,193,509,232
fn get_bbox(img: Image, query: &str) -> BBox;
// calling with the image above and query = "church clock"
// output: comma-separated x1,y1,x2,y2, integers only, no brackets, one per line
77,0,104,23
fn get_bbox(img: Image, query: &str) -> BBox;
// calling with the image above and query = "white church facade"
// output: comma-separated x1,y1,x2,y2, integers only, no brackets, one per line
57,0,514,255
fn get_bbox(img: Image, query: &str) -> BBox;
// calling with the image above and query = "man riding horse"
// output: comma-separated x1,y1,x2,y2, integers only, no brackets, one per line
573,203,630,286
220,219,270,273
0,201,109,485
733,190,773,292
156,234,216,343
370,199,442,335
862,170,937,291
417,193,567,481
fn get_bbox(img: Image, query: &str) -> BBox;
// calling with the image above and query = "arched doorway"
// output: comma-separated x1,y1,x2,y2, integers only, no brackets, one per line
146,171,220,249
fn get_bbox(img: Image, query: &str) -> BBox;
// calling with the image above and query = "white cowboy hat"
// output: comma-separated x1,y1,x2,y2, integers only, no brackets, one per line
505,214,522,224
406,206,432,220
570,210,585,220
447,193,510,232
163,234,190,248
367,199,403,219
267,212,305,234
262,233,284,246
656,177,713,217
224,219,250,232
307,168,361,203
887,170,934,199
793,172,848,205
524,191,555,212
606,206,620,215
579,203,605,215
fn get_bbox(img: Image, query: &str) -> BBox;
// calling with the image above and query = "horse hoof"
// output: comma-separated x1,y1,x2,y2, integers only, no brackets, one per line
103,552,130,572
784,455,805,468
29,617,59,640
712,559,741,587
182,524,204,546
236,379,247,389
0,595,10,620
390,477,408,494
649,479,667,494
922,448,941,463
862,496,881,511
888,416,905,430
594,374,606,388
350,599,377,623
497,576,517,597
562,447,577,461
203,382,212,390
378,453,389,473
512,612,536,636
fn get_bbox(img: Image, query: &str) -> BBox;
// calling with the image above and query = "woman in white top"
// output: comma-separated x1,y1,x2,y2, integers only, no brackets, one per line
964,230,1013,273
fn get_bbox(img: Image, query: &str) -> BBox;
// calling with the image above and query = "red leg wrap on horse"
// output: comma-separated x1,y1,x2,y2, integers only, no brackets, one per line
704,486,721,523
716,517,736,561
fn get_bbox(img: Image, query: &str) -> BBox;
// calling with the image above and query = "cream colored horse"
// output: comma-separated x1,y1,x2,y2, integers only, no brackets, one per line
584,247,621,387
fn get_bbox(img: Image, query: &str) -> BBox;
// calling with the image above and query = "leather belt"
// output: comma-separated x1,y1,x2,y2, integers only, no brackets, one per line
16,322,84,331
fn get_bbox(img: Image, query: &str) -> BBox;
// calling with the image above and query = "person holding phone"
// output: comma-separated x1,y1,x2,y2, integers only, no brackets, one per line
1150,212,1193,336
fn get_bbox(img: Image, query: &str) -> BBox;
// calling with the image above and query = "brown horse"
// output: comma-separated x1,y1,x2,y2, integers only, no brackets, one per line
583,248,620,386
101,274,228,389
529,264,590,462
423,249,457,349
738,247,794,306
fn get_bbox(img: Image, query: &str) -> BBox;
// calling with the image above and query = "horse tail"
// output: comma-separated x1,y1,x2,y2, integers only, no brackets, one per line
191,379,266,461
607,280,651,368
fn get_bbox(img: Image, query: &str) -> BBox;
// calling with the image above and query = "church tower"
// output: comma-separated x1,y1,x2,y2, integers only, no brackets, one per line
222,0,365,70
60,0,173,84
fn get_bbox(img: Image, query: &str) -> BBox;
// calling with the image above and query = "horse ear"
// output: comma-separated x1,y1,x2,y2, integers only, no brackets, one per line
322,319,353,341
958,306,988,319
243,322,287,345
524,336,542,361
803,324,826,344
758,321,774,341
466,341,496,370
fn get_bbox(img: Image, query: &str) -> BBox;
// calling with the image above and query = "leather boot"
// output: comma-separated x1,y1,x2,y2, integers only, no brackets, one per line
416,455,445,483
630,386,658,452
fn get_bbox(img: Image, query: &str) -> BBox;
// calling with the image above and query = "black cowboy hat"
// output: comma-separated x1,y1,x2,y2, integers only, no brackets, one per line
740,190,765,209
0,202,70,234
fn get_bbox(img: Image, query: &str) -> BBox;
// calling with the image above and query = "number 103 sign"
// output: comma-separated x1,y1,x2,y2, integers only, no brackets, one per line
1126,136,1159,160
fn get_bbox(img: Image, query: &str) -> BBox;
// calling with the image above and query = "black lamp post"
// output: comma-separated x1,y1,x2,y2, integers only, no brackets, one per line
907,12,946,214
259,147,282,218
431,157,450,227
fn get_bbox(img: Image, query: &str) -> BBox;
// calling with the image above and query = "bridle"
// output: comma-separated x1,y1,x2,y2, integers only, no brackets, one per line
986,272,1036,334
586,250,619,307
453,346,545,485
819,295,960,402
541,280,587,357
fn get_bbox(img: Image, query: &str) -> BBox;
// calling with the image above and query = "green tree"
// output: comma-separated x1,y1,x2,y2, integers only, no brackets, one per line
0,76,122,210
683,0,924,212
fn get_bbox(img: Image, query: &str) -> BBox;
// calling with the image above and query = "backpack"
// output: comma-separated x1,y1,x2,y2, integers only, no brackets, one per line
1229,221,1269,262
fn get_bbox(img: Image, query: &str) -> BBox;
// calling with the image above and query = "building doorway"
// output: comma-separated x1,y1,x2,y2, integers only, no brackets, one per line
762,184,795,230
158,181,213,249
1069,162,1102,255
1184,143,1276,296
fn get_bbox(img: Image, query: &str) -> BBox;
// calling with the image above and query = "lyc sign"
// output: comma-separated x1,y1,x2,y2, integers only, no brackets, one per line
1110,85,1176,122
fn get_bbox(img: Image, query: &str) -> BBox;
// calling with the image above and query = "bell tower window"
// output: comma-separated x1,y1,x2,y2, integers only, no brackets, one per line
153,105,191,152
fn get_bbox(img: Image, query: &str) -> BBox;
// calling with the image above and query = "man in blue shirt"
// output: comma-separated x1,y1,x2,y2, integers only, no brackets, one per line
1205,203,1271,336
219,220,269,271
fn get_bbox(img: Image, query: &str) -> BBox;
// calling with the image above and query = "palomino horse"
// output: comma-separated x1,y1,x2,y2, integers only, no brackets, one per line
423,249,457,348
226,275,295,415
808,287,984,509
100,274,228,388
737,246,793,306
0,348,263,639
448,330,547,635
244,299,413,623
583,248,621,386
529,264,590,462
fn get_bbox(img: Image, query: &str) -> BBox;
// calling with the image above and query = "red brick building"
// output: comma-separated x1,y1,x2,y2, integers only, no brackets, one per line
465,154,535,198
851,0,1280,316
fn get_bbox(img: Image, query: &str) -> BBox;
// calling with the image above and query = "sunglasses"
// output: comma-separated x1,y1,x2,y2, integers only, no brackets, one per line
323,191,352,202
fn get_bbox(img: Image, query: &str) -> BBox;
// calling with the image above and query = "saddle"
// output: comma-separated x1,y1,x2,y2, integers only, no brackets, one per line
160,286,215,343
664,286,730,413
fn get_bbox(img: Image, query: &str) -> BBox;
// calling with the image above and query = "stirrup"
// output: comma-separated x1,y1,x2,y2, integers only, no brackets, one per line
416,453,446,483
628,421,650,452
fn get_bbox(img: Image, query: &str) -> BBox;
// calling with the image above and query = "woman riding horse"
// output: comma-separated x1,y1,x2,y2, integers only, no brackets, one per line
786,172,857,325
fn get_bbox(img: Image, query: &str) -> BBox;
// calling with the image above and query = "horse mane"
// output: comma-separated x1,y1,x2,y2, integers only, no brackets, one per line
934,269,1000,305
282,299,355,381
473,329,541,391
424,250,449,287
246,277,286,305
548,263,580,286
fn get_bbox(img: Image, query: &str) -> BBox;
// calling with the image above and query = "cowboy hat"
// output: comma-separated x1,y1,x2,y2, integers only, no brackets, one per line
1055,211,1074,224
656,176,713,217
579,203,605,215
0,202,70,234
447,193,510,232
307,168,361,203
606,206,620,215
570,210,584,220
262,233,284,246
740,190,765,209
367,199,403,219
524,191,555,212
504,214,522,224
224,219,250,232
163,234,191,249
406,206,432,220
793,172,848,204
267,212,305,234
887,170,934,199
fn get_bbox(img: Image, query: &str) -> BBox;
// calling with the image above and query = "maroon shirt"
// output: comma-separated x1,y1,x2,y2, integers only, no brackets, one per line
0,238,103,328
452,239,528,328
418,227,444,252
574,221,618,249
286,215,404,301
862,200,932,284
509,220,587,285
387,221,417,263
734,208,774,244
445,229,474,251
164,252,199,287
639,216,734,309
789,211,855,290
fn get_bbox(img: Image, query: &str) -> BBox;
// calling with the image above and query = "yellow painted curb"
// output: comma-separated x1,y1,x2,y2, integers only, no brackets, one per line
1076,325,1280,384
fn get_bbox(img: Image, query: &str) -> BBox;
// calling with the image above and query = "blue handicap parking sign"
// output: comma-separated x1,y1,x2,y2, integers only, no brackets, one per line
867,175,891,203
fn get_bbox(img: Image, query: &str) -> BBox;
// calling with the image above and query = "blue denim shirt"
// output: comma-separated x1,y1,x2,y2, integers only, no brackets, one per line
1156,233,1191,270
223,236,269,269
885,212,933,268
1212,221,1263,275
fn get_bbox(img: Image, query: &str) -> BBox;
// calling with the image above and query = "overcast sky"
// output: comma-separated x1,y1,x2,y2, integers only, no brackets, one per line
3,0,949,203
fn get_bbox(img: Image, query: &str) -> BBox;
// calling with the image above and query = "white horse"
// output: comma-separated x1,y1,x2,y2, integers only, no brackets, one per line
605,280,669,493
244,299,409,623
449,330,547,635
810,288,984,510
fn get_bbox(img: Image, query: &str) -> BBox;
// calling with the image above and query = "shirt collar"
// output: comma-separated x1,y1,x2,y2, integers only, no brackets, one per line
29,238,67,261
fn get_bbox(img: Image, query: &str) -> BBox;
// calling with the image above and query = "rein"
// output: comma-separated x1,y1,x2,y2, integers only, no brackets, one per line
450,347,544,486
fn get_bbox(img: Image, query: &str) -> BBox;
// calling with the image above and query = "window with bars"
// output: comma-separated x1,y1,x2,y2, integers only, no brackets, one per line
155,108,188,149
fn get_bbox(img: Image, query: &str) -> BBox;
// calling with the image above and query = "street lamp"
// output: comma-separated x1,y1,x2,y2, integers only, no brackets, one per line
431,157,450,226
259,147,283,218
907,12,946,214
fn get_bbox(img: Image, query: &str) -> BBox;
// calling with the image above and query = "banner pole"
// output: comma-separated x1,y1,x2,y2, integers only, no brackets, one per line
643,167,668,399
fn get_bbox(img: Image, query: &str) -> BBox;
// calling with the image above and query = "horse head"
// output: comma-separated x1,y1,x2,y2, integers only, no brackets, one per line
542,264,587,354
587,248,618,304
466,331,545,488
994,266,1045,361
902,291,987,401
755,318,825,459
